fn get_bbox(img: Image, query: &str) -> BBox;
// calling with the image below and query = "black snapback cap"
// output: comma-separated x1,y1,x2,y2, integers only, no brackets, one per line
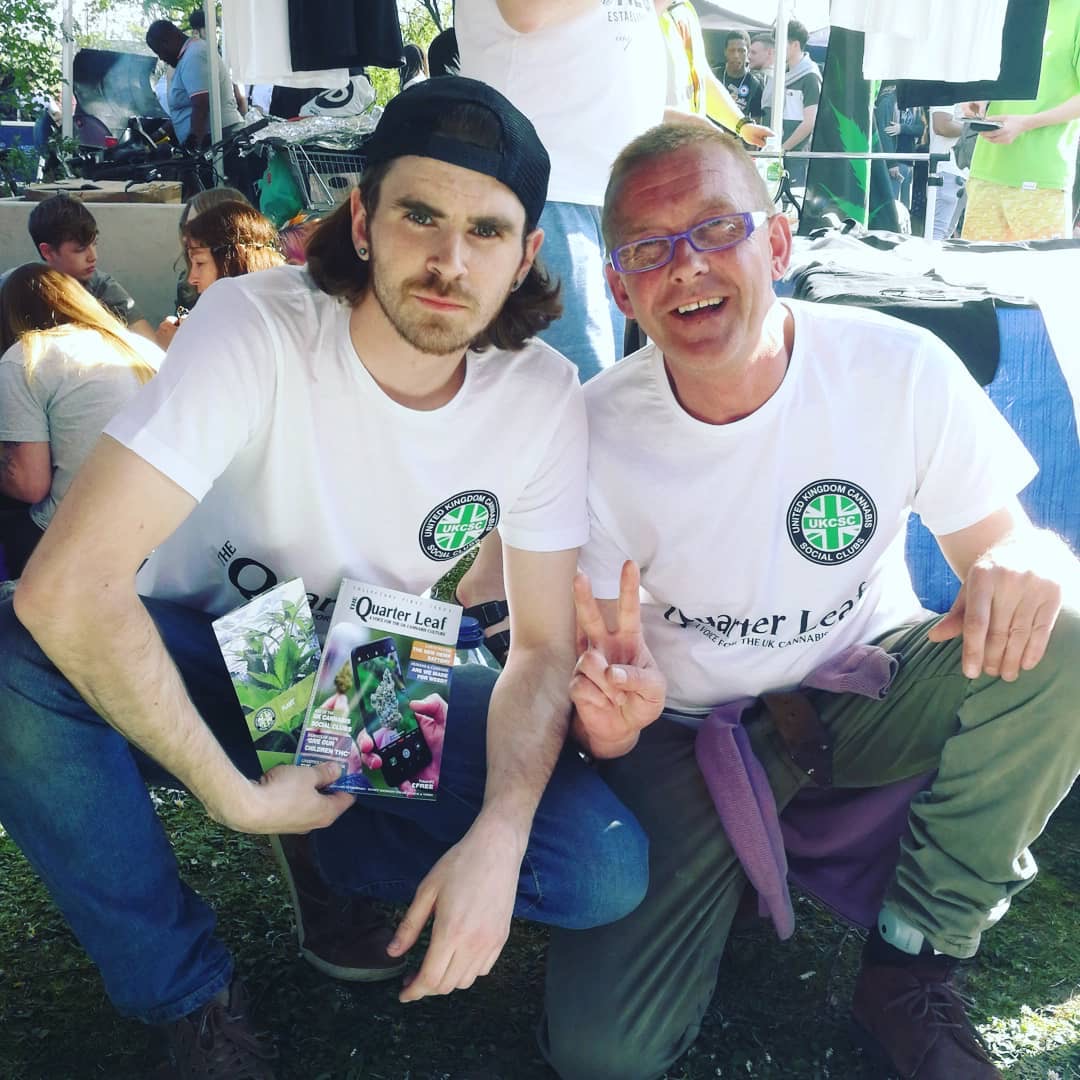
363,76,550,229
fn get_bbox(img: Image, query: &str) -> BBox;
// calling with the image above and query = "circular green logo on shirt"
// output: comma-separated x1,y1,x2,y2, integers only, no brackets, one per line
787,480,877,565
420,490,500,562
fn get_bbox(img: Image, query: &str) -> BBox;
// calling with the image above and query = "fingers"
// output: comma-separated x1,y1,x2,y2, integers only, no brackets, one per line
389,881,435,959
574,647,620,702
939,567,1062,680
606,662,667,707
573,571,609,650
1019,608,1059,673
615,560,642,637
409,693,448,724
926,607,963,643
398,921,504,1003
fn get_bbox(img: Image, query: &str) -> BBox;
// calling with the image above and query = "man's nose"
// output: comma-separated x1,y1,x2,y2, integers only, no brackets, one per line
428,231,467,279
669,236,708,279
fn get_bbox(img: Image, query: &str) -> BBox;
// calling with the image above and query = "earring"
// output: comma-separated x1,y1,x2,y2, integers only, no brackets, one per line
511,277,523,292
355,246,368,260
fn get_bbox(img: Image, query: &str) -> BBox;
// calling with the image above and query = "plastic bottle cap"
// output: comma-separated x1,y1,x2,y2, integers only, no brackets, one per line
456,616,485,649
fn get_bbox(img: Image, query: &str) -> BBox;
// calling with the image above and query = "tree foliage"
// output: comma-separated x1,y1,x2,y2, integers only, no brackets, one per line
0,0,60,113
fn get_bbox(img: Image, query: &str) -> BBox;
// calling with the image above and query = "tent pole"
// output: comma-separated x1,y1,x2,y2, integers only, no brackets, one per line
205,0,224,181
61,0,75,140
768,0,789,163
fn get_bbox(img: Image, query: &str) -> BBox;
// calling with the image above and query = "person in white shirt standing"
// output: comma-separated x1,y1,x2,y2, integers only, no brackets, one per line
928,105,970,240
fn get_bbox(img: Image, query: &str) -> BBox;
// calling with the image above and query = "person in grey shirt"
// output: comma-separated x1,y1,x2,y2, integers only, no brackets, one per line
15,194,155,339
0,264,160,575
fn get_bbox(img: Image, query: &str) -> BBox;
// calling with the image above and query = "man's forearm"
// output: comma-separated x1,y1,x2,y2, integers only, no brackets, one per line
480,643,574,840
13,580,254,824
188,94,210,143
782,118,814,152
1022,91,1080,131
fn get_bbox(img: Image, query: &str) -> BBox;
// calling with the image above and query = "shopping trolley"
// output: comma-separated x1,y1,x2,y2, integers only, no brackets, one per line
285,143,366,211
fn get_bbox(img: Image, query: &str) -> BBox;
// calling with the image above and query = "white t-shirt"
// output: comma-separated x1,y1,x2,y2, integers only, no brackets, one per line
220,0,350,89
106,266,588,635
0,327,162,530
581,300,1037,717
831,0,1009,83
456,0,666,207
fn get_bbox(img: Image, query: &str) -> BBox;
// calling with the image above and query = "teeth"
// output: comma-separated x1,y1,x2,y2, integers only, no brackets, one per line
677,297,724,314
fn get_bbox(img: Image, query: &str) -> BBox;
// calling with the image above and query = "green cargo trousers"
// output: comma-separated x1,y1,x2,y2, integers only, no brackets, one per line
539,608,1080,1080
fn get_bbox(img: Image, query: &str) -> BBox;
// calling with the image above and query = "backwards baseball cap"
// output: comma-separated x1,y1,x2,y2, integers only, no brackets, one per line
362,76,550,229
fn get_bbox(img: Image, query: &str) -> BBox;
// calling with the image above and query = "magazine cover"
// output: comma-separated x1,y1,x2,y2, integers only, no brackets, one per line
212,578,322,773
296,580,462,799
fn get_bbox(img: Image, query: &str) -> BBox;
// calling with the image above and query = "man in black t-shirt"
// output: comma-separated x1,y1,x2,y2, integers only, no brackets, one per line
720,30,764,123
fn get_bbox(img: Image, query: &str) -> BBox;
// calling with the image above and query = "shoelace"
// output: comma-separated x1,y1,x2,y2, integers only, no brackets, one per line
186,998,277,1079
887,981,966,1029
885,980,994,1062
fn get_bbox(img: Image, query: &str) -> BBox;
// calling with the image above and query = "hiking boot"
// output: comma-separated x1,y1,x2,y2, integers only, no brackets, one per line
851,955,1003,1078
270,834,406,982
159,979,277,1079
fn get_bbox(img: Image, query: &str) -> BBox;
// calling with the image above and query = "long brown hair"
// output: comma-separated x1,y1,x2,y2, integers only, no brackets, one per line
306,105,562,353
183,201,285,280
0,263,155,383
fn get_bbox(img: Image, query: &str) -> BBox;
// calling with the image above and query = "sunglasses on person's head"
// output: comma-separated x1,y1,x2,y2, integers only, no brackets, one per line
608,210,771,274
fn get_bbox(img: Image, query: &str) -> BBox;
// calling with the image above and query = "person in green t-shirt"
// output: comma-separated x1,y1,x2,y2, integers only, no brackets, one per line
963,0,1080,241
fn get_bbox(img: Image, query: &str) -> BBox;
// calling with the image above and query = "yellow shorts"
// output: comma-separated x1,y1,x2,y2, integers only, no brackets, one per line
961,177,1071,242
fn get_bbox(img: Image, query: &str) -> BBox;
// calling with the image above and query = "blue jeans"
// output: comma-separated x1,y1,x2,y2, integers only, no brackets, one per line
536,201,626,383
0,597,647,1024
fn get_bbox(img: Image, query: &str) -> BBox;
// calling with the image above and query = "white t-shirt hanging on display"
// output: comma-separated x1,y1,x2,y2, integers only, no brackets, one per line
221,0,349,89
831,0,1009,83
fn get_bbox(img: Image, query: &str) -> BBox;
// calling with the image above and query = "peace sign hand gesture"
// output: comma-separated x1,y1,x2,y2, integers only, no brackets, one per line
570,561,667,760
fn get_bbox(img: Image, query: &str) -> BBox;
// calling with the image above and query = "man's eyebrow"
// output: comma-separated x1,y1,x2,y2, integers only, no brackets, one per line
622,202,743,238
394,197,446,220
393,197,516,233
468,213,516,232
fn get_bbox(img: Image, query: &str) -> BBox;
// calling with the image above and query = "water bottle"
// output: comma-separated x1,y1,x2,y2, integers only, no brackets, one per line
455,616,501,670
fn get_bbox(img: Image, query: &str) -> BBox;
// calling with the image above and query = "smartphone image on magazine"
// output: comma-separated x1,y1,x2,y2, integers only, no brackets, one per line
351,637,432,787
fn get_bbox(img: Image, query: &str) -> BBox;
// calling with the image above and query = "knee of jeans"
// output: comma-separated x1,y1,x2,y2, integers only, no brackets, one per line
559,811,649,930
0,599,60,757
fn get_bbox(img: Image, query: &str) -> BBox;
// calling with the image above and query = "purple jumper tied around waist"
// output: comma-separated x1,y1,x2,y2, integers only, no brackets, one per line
693,643,929,939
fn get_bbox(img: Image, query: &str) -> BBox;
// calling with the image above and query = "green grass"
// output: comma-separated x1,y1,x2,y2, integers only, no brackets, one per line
1,787,1078,1079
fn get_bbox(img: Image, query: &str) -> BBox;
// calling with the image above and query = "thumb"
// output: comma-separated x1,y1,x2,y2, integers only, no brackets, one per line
927,594,965,642
608,664,665,702
313,760,346,789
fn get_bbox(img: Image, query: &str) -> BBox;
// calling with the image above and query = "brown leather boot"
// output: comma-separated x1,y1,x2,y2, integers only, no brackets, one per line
158,979,278,1079
270,834,407,982
851,955,1003,1079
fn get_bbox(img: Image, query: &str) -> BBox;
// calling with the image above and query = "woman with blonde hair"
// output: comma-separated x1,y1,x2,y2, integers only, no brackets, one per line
0,264,162,576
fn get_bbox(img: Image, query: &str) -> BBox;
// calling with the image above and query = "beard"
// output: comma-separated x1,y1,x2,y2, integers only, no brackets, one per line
368,245,511,357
